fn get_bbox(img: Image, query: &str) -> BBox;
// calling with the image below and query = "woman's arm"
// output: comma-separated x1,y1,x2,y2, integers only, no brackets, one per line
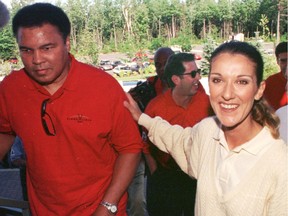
124,93,194,174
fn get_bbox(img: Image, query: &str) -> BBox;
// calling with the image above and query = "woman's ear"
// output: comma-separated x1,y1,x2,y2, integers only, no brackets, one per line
255,81,266,100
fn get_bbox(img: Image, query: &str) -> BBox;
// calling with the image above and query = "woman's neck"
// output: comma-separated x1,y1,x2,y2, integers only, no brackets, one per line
223,120,263,150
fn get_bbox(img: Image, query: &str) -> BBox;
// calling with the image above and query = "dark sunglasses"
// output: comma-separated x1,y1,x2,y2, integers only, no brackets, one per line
181,69,201,78
41,99,56,136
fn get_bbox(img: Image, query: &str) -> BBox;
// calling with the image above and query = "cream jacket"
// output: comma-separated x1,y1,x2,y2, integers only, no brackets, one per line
139,114,288,216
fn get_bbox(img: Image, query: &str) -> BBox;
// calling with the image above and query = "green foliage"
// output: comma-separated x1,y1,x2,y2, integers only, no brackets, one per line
1,0,286,65
171,33,192,52
259,14,270,40
0,61,23,76
143,64,155,75
201,38,218,75
76,29,99,65
149,37,165,51
181,44,192,52
280,33,287,42
0,26,17,60
262,54,279,80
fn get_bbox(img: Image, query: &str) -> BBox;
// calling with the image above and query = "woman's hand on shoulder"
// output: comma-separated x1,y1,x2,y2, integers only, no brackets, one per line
124,93,142,122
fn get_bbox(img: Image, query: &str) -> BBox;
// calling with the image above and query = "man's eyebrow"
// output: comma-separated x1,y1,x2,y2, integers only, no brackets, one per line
19,43,55,50
40,43,55,47
19,45,31,50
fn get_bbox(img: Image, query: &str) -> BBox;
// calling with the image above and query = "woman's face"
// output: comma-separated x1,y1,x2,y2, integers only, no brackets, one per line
209,53,265,129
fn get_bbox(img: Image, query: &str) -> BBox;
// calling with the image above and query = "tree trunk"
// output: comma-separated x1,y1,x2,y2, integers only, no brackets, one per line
71,26,77,50
122,5,132,38
172,15,175,38
276,4,280,44
114,22,117,50
203,18,206,38
208,20,211,35
158,17,161,37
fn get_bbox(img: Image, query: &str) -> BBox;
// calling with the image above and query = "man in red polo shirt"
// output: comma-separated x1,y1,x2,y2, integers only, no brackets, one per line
144,53,211,216
263,41,287,110
0,3,142,216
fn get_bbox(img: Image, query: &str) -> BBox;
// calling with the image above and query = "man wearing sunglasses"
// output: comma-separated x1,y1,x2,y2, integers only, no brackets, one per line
0,3,142,216
143,53,212,216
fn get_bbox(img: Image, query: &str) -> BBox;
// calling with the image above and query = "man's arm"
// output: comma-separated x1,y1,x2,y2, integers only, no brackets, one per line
93,153,141,216
0,134,15,160
144,153,157,174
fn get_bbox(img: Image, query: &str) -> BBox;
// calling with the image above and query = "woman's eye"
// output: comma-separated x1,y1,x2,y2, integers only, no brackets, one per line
211,78,221,83
238,80,249,85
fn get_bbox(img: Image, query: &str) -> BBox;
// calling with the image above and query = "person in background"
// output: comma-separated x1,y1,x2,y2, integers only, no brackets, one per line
0,3,142,216
263,41,287,110
144,53,211,216
124,41,287,215
126,47,174,216
275,66,288,143
276,104,287,143
0,0,10,169
10,136,26,168
0,0,10,30
147,47,175,95
9,136,28,200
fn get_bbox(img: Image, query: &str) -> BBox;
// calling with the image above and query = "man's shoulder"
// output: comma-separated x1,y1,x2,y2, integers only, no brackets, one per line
147,75,157,83
265,72,283,83
145,91,171,115
0,69,27,88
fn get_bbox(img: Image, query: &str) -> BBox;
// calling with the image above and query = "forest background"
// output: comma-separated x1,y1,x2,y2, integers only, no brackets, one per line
0,0,287,79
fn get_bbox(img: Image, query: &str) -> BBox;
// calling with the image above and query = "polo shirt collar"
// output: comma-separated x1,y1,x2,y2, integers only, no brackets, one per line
213,124,273,155
24,53,77,95
164,89,176,106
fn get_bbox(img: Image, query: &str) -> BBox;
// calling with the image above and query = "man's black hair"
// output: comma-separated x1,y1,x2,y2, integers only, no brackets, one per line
12,3,71,41
275,41,287,58
164,53,195,88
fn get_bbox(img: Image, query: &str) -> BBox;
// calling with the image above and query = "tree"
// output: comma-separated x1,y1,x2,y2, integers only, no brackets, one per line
258,14,270,39
0,25,17,60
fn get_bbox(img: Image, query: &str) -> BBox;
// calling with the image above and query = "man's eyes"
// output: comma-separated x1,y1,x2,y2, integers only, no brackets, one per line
20,48,31,53
42,46,54,51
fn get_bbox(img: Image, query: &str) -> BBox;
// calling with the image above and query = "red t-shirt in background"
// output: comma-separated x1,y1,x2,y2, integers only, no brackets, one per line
264,72,287,110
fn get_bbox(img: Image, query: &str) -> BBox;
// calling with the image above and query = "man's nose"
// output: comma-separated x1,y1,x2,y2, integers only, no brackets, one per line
32,50,44,64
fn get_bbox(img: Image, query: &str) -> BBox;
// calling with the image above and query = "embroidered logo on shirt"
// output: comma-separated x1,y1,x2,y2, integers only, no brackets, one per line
67,114,92,123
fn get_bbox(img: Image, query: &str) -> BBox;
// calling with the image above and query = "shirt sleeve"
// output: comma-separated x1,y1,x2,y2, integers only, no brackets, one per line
138,113,195,174
0,80,14,134
109,83,143,154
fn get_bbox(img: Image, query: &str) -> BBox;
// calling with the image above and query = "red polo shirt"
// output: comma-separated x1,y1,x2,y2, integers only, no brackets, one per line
264,72,287,110
0,55,142,216
144,86,211,169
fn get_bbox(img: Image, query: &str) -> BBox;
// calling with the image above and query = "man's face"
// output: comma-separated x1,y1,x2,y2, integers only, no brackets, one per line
175,61,201,96
17,23,71,89
154,52,171,80
277,52,287,79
